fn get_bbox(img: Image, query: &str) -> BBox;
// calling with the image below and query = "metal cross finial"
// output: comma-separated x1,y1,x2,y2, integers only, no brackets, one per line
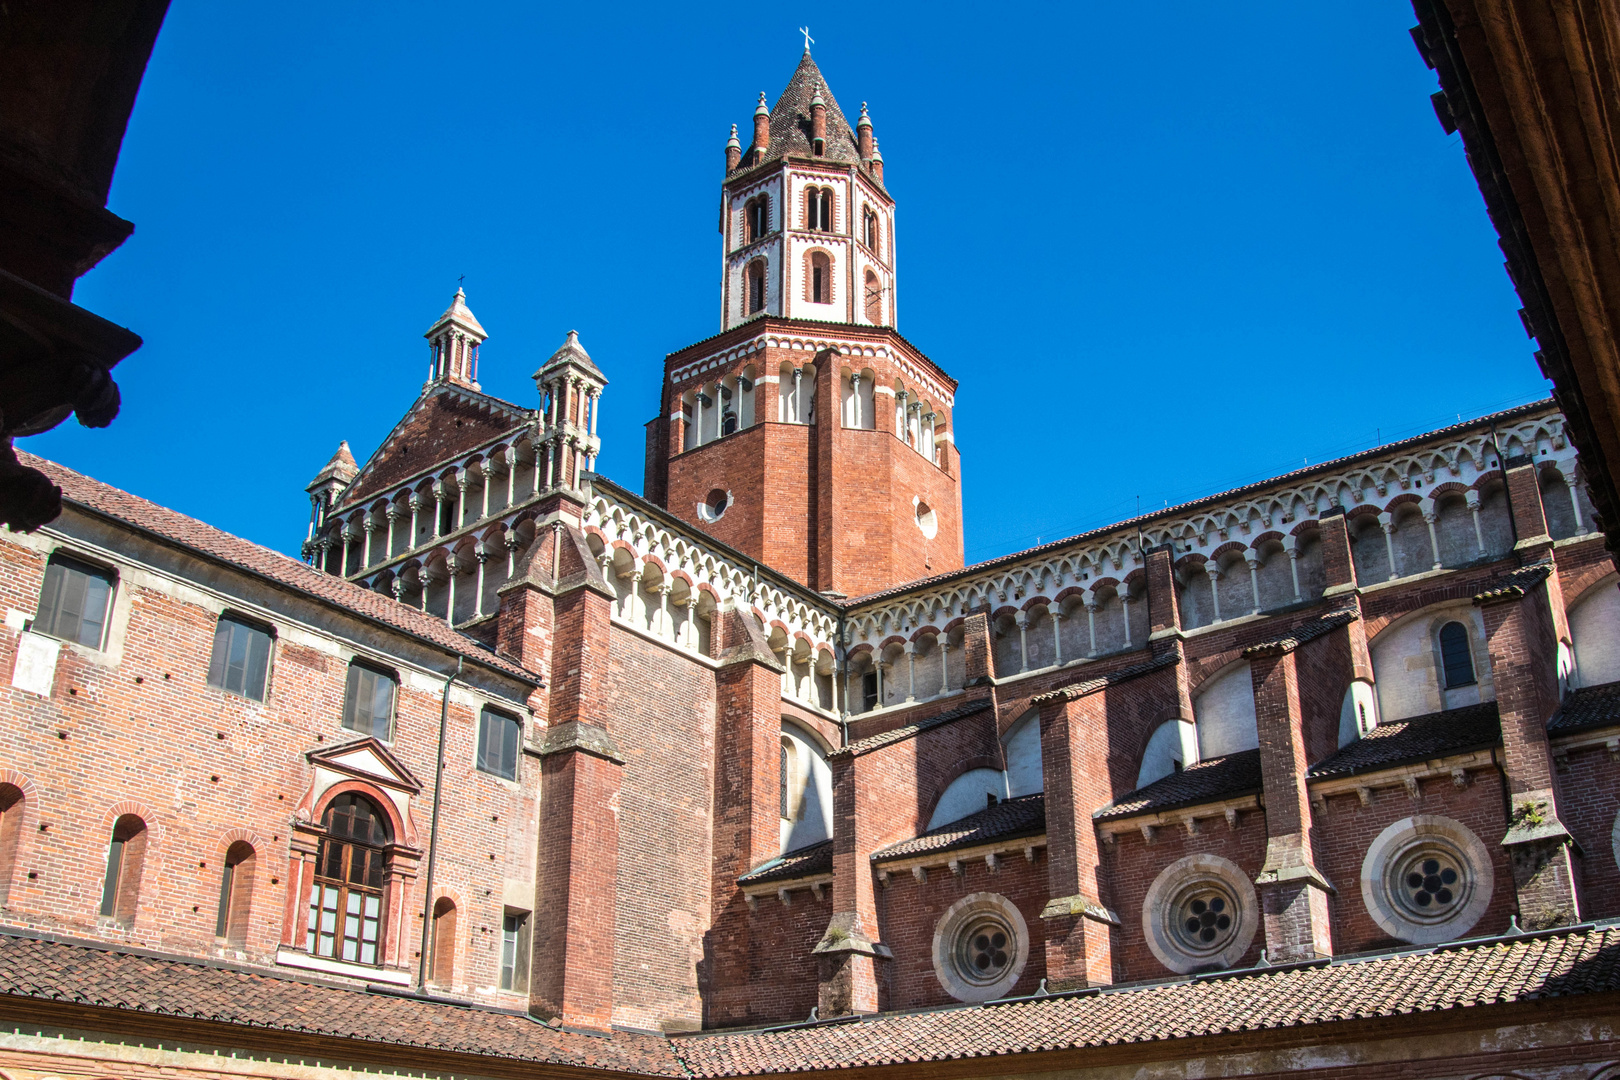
799,26,813,52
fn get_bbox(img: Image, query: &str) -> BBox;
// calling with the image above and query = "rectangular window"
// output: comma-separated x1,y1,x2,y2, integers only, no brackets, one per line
99,836,125,918
214,861,236,937
208,615,273,701
862,670,879,711
35,554,114,649
342,663,397,740
500,911,530,992
477,707,522,781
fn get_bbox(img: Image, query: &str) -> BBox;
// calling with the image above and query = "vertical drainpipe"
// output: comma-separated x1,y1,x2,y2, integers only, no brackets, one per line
417,655,463,990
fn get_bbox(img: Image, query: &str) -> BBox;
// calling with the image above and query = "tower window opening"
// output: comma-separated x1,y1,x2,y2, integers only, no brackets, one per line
864,270,882,325
746,260,766,314
745,197,768,243
864,209,879,254
809,251,831,304
807,187,833,231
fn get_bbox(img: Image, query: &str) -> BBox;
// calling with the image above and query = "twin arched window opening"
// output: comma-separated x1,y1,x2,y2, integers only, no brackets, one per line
744,196,769,244
806,187,833,232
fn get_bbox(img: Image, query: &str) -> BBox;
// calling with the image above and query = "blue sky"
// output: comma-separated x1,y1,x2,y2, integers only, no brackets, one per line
24,3,1548,566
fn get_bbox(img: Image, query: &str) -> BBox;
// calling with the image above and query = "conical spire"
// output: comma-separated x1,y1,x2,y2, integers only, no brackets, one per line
742,51,863,169
306,440,359,491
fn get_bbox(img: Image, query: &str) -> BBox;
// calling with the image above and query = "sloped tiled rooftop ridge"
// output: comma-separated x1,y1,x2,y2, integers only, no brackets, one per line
5,923,1616,1074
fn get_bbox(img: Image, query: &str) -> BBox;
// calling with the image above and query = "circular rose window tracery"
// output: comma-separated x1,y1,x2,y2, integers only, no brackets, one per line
1142,854,1258,974
1361,815,1492,944
932,893,1029,1002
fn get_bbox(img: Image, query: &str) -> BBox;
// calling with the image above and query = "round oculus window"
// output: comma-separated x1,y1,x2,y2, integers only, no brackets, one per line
699,488,730,523
931,892,1029,1002
1361,815,1492,945
1142,854,1259,974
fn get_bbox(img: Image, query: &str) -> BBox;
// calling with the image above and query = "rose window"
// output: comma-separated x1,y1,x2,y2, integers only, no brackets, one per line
1393,849,1465,922
1170,884,1238,957
952,914,1015,986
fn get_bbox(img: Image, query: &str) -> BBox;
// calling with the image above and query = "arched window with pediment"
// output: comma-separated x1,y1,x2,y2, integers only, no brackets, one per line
307,793,391,966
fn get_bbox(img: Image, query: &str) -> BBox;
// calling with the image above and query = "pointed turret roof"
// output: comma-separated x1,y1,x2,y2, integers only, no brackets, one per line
737,52,864,173
306,440,359,492
424,287,487,341
533,329,606,383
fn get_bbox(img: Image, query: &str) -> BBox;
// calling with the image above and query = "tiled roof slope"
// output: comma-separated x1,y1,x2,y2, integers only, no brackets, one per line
738,52,864,174
739,839,832,885
832,700,990,759
19,453,536,683
1308,703,1500,779
341,386,531,505
1096,750,1262,821
675,924,1620,1075
872,793,1044,861
0,932,680,1073
1549,679,1620,734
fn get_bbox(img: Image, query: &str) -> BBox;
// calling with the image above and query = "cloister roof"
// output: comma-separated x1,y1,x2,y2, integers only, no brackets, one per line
1549,679,1620,734
871,792,1045,862
21,452,538,684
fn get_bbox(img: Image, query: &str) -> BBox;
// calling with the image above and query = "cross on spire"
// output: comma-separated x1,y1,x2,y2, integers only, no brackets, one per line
799,25,813,52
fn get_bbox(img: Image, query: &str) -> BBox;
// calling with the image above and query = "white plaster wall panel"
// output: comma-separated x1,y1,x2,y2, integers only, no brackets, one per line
928,768,1009,830
1194,662,1259,759
1389,504,1436,577
1138,719,1199,788
1433,493,1483,566
1351,517,1392,583
1540,472,1584,540
1369,604,1493,722
1477,483,1515,559
781,723,833,854
1570,576,1620,688
1004,711,1043,796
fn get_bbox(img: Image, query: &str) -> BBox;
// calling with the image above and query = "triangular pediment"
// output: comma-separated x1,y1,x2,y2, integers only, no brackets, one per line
339,385,532,507
306,736,423,793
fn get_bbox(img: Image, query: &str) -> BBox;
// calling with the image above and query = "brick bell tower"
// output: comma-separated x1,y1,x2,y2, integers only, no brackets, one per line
643,47,964,598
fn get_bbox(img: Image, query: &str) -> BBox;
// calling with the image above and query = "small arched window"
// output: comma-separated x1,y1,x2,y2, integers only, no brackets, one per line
864,270,882,325
100,814,148,923
215,840,256,945
746,260,766,314
809,251,832,304
308,793,391,965
0,784,22,905
807,187,833,231
864,208,879,254
431,896,457,984
1439,622,1476,688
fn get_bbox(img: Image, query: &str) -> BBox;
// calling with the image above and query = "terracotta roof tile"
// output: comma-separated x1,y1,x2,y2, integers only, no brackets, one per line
0,932,679,1073
738,839,832,886
1307,702,1500,779
19,453,537,684
1095,750,1262,822
674,924,1620,1075
732,52,866,177
831,700,991,759
872,793,1044,862
1548,679,1620,734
